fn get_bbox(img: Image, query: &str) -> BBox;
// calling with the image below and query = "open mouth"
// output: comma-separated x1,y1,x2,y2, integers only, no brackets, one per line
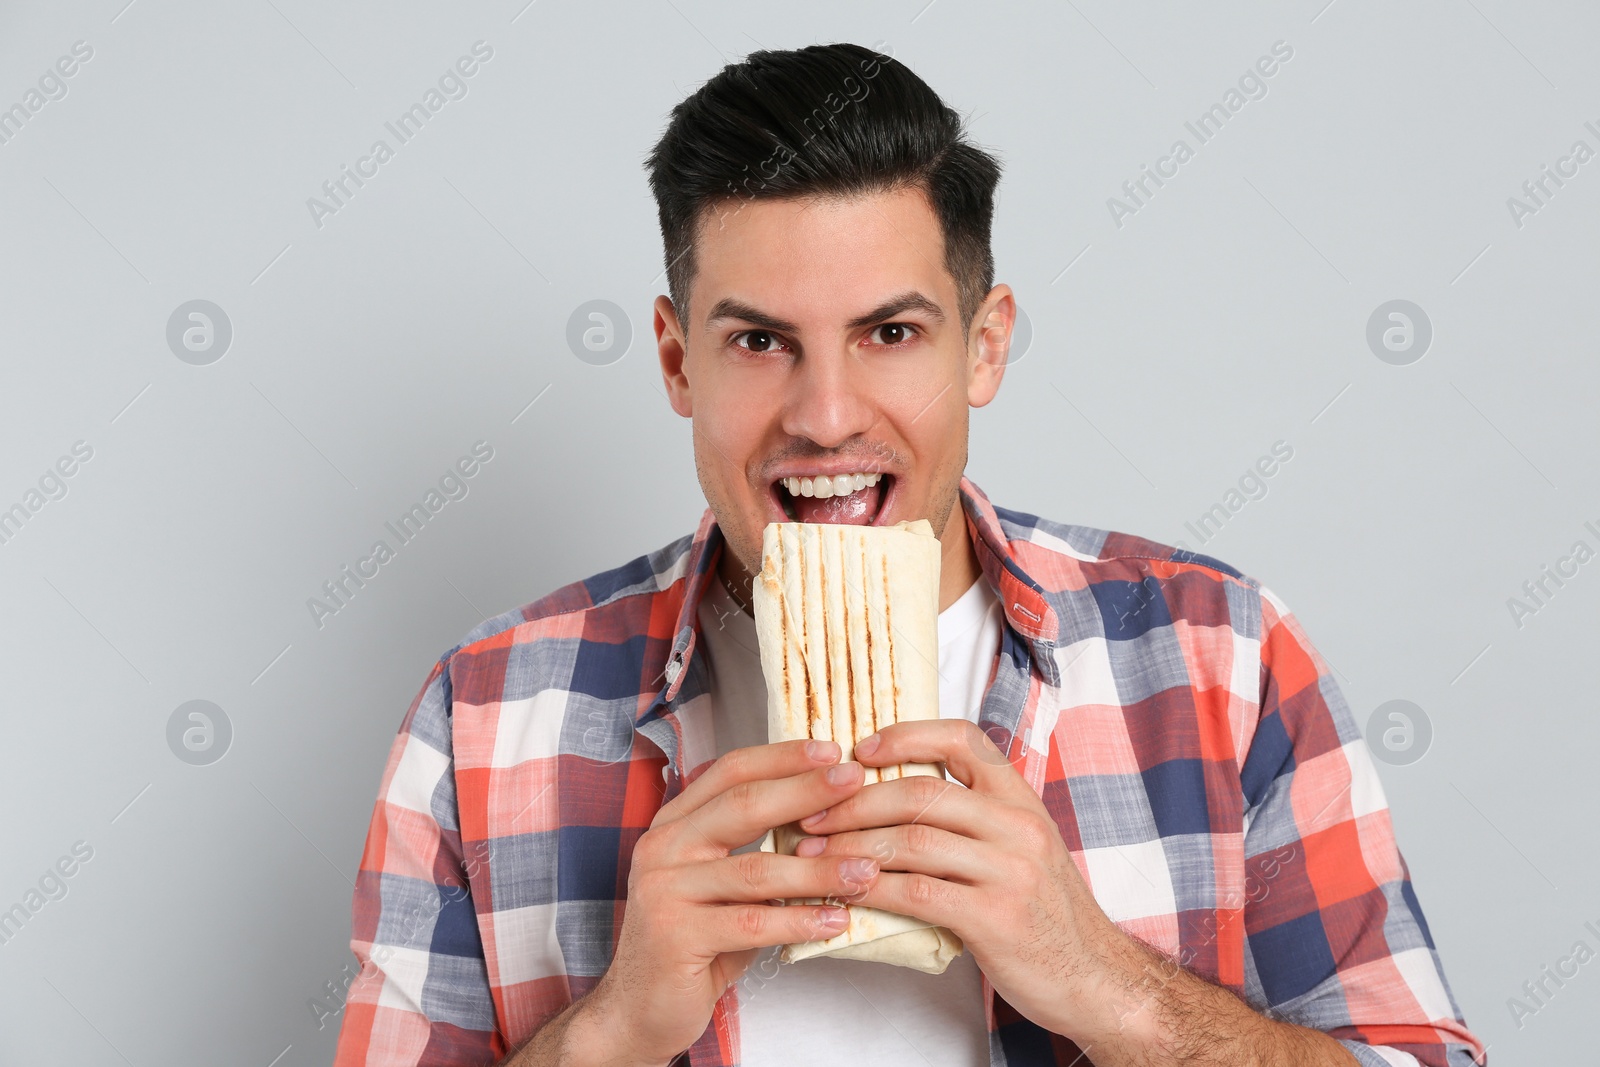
771,472,894,526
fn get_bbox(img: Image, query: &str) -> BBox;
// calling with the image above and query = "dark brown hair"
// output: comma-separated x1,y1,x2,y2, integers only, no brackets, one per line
645,42,1002,333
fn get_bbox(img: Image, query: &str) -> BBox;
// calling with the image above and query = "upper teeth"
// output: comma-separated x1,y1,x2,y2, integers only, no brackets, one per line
782,472,882,499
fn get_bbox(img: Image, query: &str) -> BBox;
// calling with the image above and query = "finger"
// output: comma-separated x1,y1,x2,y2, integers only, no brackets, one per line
852,720,1037,804
793,825,1002,885
676,851,880,904
796,770,992,840
702,902,852,953
653,739,840,828
845,870,975,931
680,760,866,852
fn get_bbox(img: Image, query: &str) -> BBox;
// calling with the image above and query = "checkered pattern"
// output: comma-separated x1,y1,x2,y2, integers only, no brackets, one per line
333,476,1485,1067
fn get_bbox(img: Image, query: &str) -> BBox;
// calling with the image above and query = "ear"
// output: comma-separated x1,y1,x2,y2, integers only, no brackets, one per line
966,284,1014,409
655,294,693,418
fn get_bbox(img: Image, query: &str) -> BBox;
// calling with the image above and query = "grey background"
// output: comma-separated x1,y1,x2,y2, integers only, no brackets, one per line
0,0,1593,1063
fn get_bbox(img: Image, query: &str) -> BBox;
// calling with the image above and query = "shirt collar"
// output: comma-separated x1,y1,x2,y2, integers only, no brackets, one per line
644,474,1060,721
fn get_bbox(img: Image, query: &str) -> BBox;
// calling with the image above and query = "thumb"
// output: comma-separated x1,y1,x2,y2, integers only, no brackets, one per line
712,946,764,992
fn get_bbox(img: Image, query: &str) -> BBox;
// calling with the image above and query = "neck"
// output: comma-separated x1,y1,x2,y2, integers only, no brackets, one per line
936,506,982,611
716,546,757,617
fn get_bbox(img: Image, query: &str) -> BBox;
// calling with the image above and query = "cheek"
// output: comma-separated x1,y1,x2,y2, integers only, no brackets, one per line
688,358,761,441
690,381,778,550
896,390,968,470
695,377,771,469
894,343,967,413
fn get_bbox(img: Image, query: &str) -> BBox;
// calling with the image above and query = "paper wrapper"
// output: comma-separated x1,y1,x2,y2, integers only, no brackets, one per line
751,518,964,975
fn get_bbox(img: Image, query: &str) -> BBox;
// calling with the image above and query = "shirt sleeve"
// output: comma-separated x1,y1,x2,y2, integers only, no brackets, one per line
1236,584,1486,1067
333,656,507,1067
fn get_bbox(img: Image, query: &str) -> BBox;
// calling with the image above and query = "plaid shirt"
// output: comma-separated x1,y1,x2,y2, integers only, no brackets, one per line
333,476,1485,1067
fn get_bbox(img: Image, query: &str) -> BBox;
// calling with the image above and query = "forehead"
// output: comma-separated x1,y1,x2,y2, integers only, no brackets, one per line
689,187,952,327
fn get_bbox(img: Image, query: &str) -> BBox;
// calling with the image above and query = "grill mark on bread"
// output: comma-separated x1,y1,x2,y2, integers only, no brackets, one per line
842,532,856,750
779,553,792,724
796,528,820,737
859,534,874,753
882,558,895,706
882,553,897,780
819,528,832,738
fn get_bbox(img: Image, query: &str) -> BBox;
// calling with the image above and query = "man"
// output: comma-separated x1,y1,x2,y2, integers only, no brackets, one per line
334,42,1485,1067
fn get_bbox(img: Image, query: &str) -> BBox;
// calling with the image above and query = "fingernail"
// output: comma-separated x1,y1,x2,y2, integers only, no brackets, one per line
825,761,860,786
840,858,877,884
854,733,880,758
806,739,839,762
795,836,826,857
816,906,849,928
800,809,827,828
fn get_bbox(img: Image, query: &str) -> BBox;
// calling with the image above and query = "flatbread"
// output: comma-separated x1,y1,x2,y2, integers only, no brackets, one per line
751,518,964,974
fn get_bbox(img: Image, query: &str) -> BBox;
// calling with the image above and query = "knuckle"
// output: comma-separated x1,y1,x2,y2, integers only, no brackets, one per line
732,905,768,941
1017,811,1058,852
647,800,679,831
629,833,666,874
718,745,753,780
725,781,761,821
731,850,773,892
902,822,939,856
907,775,946,807
904,872,941,909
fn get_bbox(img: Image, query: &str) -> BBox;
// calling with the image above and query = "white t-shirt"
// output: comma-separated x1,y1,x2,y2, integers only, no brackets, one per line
695,567,1003,1067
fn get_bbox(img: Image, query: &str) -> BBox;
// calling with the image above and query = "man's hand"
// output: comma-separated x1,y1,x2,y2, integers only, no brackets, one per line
789,720,1360,1066
789,719,1129,1041
561,739,882,1067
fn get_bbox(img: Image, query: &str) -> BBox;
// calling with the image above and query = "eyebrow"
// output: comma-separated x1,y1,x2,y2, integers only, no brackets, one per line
702,290,946,334
847,292,947,330
703,299,799,334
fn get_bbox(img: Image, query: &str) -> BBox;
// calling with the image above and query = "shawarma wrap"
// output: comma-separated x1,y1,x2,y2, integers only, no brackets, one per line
751,518,963,975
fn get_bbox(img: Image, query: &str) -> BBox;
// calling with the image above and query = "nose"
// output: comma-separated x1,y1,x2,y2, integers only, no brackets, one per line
780,346,877,450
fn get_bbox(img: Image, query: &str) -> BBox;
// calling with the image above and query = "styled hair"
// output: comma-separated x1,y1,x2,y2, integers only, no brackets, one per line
644,42,1002,334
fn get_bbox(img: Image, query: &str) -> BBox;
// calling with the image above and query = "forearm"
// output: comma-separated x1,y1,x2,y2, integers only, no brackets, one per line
500,991,666,1067
497,997,583,1067
1080,935,1361,1067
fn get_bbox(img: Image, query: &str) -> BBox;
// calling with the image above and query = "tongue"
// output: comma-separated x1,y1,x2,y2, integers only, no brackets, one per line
791,482,883,525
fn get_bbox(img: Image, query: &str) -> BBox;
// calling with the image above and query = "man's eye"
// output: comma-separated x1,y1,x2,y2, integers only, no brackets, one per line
867,323,919,347
732,330,785,353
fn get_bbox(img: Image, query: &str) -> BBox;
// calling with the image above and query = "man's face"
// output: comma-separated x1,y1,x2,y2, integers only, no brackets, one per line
654,185,1012,583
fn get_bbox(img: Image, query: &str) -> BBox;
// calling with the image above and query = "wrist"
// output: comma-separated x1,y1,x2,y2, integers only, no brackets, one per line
561,985,672,1067
1063,922,1187,1055
1077,936,1282,1067
1093,952,1165,1051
